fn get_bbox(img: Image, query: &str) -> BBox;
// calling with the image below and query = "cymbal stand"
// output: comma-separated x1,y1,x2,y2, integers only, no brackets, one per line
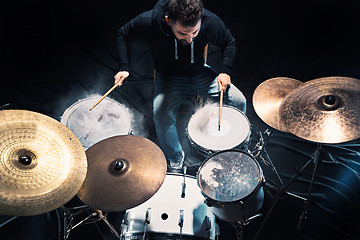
253,142,323,240
297,143,322,231
251,129,284,188
61,205,120,239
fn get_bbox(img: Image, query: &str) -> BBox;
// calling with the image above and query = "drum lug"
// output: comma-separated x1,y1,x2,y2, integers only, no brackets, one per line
261,177,266,185
239,201,245,210
204,198,213,207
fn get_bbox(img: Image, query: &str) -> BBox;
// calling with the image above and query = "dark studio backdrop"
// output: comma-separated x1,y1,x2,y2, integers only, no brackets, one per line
0,0,360,239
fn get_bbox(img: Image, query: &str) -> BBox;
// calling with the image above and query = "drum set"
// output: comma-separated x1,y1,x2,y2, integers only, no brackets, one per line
0,76,359,240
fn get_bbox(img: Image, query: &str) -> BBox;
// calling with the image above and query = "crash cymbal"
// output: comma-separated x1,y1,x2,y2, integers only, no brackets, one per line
77,135,167,212
280,76,360,143
0,110,87,216
253,77,303,132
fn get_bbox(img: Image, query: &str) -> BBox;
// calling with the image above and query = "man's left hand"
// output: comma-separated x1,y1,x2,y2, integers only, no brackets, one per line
217,73,231,91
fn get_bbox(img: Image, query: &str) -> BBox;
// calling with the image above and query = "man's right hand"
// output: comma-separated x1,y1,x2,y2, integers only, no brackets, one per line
114,71,130,86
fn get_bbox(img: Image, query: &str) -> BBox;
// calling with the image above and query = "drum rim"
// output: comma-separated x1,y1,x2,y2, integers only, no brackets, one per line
186,105,252,151
166,172,196,179
196,149,264,205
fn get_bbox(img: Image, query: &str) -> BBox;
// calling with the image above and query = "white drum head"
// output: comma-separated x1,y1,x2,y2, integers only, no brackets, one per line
61,96,131,149
187,105,250,151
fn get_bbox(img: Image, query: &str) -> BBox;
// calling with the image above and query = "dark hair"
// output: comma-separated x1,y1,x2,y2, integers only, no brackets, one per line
168,0,204,27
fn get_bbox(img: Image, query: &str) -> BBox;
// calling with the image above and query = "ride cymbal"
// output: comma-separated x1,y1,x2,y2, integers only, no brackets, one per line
0,110,87,216
252,77,303,132
77,135,167,212
279,76,360,143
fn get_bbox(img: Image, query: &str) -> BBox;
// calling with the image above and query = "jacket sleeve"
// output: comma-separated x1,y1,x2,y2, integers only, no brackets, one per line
207,14,236,75
117,10,153,72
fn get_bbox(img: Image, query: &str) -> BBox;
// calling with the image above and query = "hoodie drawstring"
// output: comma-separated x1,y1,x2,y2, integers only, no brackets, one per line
174,39,194,63
191,41,194,63
174,39,178,60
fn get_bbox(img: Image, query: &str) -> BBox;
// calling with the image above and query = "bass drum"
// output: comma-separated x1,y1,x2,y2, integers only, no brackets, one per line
197,150,264,223
61,96,132,150
187,105,251,157
121,173,217,239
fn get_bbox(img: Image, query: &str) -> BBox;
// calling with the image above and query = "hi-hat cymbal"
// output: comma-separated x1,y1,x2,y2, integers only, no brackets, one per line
77,135,167,212
279,76,360,143
0,110,87,216
252,77,303,132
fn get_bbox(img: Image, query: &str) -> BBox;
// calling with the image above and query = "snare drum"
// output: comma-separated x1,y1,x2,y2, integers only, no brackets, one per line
122,173,217,239
197,150,264,223
61,96,132,149
187,105,251,157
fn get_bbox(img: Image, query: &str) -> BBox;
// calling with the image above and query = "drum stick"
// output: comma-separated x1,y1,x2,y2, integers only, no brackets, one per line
89,83,118,111
218,89,223,131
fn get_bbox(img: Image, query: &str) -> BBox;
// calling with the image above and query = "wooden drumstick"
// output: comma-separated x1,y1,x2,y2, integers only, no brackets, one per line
89,83,118,111
218,89,223,131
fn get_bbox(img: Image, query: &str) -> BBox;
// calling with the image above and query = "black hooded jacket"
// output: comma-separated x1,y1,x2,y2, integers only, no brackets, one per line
117,0,236,77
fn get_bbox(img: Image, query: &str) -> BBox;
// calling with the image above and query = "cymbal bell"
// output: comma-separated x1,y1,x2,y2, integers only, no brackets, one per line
252,77,303,132
279,76,360,143
0,110,87,216
77,135,167,212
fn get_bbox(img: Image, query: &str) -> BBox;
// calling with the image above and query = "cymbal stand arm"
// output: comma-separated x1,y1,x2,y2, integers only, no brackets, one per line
297,143,322,231
253,147,317,240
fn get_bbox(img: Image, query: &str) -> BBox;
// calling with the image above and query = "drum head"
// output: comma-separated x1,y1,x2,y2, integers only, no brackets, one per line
198,150,262,203
61,96,131,149
187,105,250,151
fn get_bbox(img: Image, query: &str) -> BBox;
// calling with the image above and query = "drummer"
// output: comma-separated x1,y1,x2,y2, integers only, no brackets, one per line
114,0,246,170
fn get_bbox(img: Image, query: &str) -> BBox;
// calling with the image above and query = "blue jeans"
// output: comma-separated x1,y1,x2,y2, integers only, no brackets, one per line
153,67,247,163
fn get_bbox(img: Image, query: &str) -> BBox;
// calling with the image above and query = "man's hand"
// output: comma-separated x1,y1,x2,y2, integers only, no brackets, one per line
114,71,130,86
217,73,231,91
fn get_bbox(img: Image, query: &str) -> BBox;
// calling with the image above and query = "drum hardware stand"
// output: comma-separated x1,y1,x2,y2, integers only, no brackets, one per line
252,130,308,202
215,222,221,240
181,166,187,198
253,143,323,240
142,208,151,240
119,212,129,240
0,103,10,110
251,129,284,188
61,205,120,239
178,209,184,240
232,213,263,240
0,215,17,228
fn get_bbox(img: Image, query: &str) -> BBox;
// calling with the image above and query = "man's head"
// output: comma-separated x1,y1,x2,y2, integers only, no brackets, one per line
165,0,204,44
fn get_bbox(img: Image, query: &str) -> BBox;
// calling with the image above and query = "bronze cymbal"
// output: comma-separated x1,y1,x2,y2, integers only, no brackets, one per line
77,135,167,212
0,110,87,216
279,76,360,143
252,77,303,132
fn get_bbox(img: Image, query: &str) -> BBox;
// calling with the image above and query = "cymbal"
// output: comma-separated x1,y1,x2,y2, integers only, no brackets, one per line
0,110,87,216
77,135,167,212
252,77,303,132
279,76,360,143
